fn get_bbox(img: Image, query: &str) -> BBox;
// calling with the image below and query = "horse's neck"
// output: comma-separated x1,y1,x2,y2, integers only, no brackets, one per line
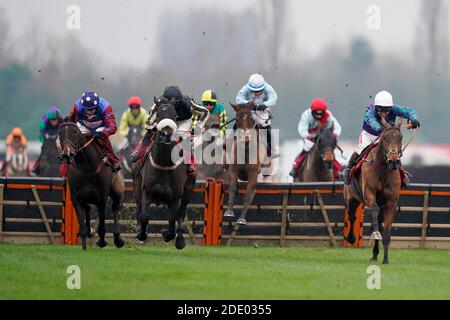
153,142,178,166
74,141,102,171
309,147,326,172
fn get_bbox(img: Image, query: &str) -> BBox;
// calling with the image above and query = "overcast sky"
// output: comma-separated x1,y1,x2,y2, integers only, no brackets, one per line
0,0,433,68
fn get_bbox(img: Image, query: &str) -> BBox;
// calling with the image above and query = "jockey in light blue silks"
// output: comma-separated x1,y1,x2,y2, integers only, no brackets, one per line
235,73,279,158
339,90,421,185
289,98,342,176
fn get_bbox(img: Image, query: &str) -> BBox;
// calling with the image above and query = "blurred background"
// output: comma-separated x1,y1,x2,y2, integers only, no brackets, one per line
0,0,449,182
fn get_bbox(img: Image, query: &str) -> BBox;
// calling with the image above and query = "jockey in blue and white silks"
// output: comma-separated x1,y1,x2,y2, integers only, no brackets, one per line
289,98,342,176
235,73,279,158
340,90,421,185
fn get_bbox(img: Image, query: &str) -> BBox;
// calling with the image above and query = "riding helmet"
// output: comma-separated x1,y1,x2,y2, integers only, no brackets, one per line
80,91,100,110
310,98,327,112
247,73,266,92
128,96,142,107
163,86,182,103
201,89,218,103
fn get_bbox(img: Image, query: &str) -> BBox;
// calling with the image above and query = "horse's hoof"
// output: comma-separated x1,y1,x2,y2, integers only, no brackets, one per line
96,239,108,248
382,260,389,265
236,217,247,225
344,234,356,244
114,237,125,248
224,209,235,218
136,233,148,243
162,229,175,242
87,227,96,238
370,231,382,240
370,257,377,262
175,236,186,250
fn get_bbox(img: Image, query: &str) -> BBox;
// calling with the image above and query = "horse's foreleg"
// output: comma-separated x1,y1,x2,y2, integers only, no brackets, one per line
175,199,187,250
73,199,88,250
162,200,179,243
137,191,149,242
224,180,237,218
237,172,258,225
96,200,108,248
382,202,396,264
111,195,125,248
364,194,382,240
371,207,384,261
84,205,95,238
344,195,359,245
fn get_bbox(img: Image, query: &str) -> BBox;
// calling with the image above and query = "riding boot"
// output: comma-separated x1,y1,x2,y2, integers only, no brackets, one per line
399,160,412,188
130,129,153,163
265,126,279,159
340,152,360,185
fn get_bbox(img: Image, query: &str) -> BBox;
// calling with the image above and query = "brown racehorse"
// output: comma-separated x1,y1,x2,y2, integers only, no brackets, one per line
133,98,196,249
344,120,406,264
58,119,125,250
224,101,267,225
293,126,337,182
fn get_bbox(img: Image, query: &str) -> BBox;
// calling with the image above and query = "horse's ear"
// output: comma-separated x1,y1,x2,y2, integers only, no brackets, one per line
64,116,70,122
246,101,254,109
56,114,64,123
154,96,159,106
229,102,239,111
395,117,403,128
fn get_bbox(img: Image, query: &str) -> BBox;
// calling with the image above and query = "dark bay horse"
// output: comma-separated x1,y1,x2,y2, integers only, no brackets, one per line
58,119,125,250
134,98,196,249
224,101,266,225
119,125,143,179
36,134,61,177
344,121,406,264
196,113,226,180
293,126,338,182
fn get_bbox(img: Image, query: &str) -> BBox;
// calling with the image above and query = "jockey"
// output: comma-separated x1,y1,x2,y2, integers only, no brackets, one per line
118,96,148,153
289,98,342,177
340,90,421,185
118,96,148,138
68,91,121,172
32,106,62,175
38,106,61,143
192,89,228,138
236,73,279,158
5,127,28,162
129,86,210,174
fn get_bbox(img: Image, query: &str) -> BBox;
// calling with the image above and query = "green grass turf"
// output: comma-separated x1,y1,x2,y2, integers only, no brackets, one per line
1,243,450,299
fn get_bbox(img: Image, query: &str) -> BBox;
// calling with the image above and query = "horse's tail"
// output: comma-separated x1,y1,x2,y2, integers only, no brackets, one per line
150,184,174,205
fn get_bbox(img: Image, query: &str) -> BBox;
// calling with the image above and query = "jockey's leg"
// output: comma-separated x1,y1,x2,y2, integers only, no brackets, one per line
177,119,196,174
340,130,376,185
129,129,154,163
265,125,279,158
289,138,313,177
101,137,121,172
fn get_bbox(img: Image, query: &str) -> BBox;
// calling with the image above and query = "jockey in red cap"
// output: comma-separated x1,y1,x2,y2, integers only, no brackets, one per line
289,98,342,177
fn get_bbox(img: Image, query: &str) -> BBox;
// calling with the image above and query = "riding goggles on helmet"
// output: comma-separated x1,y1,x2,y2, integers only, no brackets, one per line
376,105,391,113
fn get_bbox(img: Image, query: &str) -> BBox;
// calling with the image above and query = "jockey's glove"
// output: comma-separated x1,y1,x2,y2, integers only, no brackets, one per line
411,119,420,129
92,131,104,139
256,104,268,112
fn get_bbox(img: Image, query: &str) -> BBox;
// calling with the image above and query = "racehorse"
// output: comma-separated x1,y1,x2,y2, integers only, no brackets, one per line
58,119,125,250
292,126,338,182
196,113,226,180
133,97,196,249
344,120,406,264
119,125,143,179
223,101,267,225
4,146,29,177
36,133,61,177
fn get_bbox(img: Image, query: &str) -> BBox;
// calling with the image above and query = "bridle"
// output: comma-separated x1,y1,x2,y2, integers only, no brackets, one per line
380,127,403,164
59,122,95,156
